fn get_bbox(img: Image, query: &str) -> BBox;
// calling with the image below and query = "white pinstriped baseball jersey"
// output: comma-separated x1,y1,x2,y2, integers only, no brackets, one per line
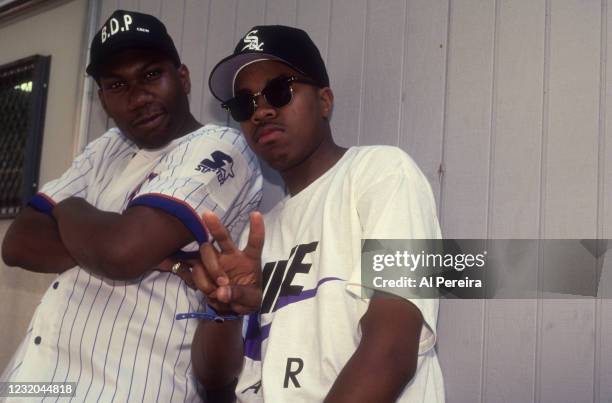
1,124,262,402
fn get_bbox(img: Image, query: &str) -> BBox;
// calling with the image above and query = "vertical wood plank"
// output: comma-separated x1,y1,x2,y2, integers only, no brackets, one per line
488,0,545,240
138,0,161,16
326,0,367,148
182,0,210,121
437,1,495,402
596,238,612,403
543,6,600,237
160,0,185,54
597,1,612,401
99,0,119,20
296,0,331,62
397,0,448,206
264,0,297,26
359,0,405,146
538,0,600,402
482,1,546,402
118,0,138,12
440,0,495,238
597,293,612,403
437,299,484,403
199,0,238,125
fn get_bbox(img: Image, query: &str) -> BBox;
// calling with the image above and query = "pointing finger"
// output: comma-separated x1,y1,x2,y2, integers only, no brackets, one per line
242,212,264,260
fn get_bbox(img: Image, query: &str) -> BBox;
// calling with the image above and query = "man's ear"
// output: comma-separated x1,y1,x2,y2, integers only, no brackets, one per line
178,64,191,95
318,87,334,120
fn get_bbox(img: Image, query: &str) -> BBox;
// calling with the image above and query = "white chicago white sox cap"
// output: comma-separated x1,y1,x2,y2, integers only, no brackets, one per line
208,25,330,102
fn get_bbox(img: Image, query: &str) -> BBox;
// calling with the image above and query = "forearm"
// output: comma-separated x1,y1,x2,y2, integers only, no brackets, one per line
52,197,131,278
52,197,194,280
192,319,244,392
324,339,415,403
325,296,423,403
2,207,77,273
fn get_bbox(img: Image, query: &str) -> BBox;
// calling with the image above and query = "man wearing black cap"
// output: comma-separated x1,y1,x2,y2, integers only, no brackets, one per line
1,10,261,402
188,26,445,402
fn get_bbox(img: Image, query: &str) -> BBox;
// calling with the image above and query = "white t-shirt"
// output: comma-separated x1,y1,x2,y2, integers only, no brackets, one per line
236,145,445,402
1,124,262,403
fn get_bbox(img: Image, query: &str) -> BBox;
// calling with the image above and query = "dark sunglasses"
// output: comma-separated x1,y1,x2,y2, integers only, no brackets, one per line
222,75,319,122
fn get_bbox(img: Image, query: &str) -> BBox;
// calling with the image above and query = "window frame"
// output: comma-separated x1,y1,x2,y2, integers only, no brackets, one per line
0,54,51,218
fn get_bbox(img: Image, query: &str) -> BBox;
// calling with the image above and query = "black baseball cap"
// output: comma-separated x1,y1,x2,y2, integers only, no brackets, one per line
86,10,181,80
209,25,330,102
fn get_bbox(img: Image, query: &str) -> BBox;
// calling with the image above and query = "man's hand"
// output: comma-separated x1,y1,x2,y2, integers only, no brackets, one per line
192,211,264,315
157,258,196,288
189,212,262,393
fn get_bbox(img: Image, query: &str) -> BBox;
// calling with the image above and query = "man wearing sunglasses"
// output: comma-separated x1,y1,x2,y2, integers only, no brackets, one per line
189,26,444,402
1,10,262,402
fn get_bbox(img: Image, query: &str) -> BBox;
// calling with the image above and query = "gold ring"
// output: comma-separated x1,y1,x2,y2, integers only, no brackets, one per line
171,262,181,274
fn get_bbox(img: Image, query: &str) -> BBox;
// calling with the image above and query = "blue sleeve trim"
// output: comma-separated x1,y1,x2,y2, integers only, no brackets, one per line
27,193,55,216
128,194,209,244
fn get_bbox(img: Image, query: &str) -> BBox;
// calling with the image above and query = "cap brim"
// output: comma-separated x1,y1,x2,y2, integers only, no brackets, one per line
208,52,286,102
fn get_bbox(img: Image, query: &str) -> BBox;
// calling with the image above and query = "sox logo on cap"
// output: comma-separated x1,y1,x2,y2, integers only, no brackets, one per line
242,30,264,51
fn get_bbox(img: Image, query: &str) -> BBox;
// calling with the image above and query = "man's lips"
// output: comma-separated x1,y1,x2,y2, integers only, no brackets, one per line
132,111,166,128
254,124,285,144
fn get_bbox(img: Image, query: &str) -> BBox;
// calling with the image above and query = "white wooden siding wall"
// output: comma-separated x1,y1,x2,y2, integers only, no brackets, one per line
85,1,612,402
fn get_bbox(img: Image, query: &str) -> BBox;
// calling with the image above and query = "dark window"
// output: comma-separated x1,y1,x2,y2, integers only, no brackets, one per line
0,55,50,218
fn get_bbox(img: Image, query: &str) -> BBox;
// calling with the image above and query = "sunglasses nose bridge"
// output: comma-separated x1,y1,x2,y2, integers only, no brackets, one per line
251,90,263,110
250,89,277,119
253,87,274,109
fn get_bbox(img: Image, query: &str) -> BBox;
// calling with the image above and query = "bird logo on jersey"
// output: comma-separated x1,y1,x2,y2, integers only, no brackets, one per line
195,150,235,185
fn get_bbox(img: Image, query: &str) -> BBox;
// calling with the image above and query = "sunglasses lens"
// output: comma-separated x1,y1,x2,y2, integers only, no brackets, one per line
226,93,254,122
224,77,296,122
263,77,293,108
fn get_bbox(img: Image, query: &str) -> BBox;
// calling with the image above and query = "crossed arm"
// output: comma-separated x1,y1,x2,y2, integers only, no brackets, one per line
2,197,193,280
191,212,423,403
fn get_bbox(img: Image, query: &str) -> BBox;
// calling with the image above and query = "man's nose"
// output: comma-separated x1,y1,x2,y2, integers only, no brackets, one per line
250,94,277,124
127,82,153,110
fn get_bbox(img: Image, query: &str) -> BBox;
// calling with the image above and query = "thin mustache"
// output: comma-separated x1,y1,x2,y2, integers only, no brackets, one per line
131,108,165,126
